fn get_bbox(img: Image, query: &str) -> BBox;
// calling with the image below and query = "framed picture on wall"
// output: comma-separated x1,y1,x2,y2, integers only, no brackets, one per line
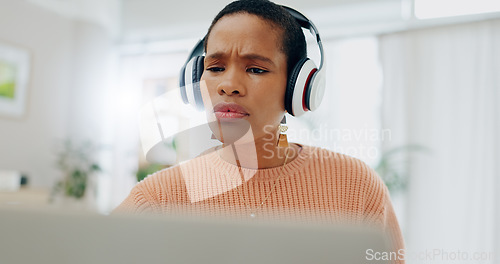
0,42,30,118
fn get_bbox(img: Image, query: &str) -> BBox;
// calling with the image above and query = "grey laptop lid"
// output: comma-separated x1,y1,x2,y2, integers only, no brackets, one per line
0,208,390,264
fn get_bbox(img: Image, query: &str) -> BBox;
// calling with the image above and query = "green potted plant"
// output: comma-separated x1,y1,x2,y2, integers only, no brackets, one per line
374,144,429,194
51,140,101,202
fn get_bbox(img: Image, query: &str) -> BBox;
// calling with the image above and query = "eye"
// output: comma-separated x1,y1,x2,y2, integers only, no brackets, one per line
247,68,268,74
207,67,225,72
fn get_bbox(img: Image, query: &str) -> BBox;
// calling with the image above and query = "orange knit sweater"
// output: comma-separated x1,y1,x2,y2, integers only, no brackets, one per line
115,144,404,261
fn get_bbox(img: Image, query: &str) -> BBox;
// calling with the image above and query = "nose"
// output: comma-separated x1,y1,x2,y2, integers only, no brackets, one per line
216,67,246,96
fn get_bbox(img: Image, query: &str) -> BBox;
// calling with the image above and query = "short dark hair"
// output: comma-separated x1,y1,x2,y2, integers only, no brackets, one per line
203,0,307,75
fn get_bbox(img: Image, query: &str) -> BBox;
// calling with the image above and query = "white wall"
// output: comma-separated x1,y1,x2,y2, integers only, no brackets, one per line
0,0,114,188
67,23,114,142
0,0,74,187
120,0,500,43
120,0,397,42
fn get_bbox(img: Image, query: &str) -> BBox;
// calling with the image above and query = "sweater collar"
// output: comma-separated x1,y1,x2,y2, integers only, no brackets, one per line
205,144,312,182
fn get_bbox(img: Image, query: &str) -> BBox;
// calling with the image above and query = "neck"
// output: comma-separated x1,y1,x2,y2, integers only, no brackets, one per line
217,131,299,169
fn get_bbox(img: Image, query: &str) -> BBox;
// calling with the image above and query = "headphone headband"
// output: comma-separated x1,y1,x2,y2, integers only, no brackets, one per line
281,6,324,70
184,37,205,65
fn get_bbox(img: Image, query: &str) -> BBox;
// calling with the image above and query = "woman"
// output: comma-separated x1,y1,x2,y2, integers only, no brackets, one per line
115,0,404,259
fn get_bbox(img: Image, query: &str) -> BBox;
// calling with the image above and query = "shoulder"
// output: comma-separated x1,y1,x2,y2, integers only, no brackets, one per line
137,165,183,189
130,163,189,204
303,145,379,178
112,165,183,214
135,151,216,196
302,144,388,196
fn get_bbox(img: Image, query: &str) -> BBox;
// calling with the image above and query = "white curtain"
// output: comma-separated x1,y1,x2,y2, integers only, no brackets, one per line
379,19,500,263
290,37,383,167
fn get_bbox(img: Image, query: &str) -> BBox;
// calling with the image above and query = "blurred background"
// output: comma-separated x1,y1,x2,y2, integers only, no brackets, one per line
0,0,498,262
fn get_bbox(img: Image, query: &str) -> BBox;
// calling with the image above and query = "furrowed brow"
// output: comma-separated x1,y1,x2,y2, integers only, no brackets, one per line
205,52,275,67
242,54,275,66
206,52,225,61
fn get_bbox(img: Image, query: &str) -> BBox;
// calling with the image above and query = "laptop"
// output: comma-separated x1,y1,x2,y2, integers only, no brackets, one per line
0,207,390,264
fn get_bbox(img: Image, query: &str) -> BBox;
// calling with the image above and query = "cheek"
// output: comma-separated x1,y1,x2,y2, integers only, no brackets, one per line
258,80,287,110
251,80,287,127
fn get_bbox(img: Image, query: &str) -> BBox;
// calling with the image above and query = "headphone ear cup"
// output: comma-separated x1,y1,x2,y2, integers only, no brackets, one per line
192,56,205,110
285,58,308,116
192,55,204,84
306,65,325,111
181,56,205,110
285,58,317,117
179,61,190,104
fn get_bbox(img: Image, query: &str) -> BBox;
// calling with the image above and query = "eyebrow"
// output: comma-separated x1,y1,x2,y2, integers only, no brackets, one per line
206,52,276,67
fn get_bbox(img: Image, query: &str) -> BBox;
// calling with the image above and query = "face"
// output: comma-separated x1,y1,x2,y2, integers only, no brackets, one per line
201,13,288,143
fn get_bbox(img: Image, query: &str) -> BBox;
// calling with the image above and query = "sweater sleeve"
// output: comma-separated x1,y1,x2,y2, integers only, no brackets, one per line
111,187,155,215
382,190,405,263
363,168,405,264
111,174,165,215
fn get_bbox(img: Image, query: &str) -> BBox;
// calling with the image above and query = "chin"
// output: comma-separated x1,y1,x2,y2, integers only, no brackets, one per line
208,118,253,144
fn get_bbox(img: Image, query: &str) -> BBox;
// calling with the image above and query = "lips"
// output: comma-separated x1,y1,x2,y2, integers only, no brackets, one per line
213,102,249,119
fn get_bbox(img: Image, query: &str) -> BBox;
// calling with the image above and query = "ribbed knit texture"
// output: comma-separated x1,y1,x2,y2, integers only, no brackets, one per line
115,145,404,263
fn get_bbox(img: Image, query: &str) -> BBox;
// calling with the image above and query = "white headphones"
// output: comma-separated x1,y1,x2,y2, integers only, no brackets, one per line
179,5,325,117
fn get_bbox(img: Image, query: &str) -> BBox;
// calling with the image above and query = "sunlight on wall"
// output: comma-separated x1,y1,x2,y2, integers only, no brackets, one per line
415,0,500,19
